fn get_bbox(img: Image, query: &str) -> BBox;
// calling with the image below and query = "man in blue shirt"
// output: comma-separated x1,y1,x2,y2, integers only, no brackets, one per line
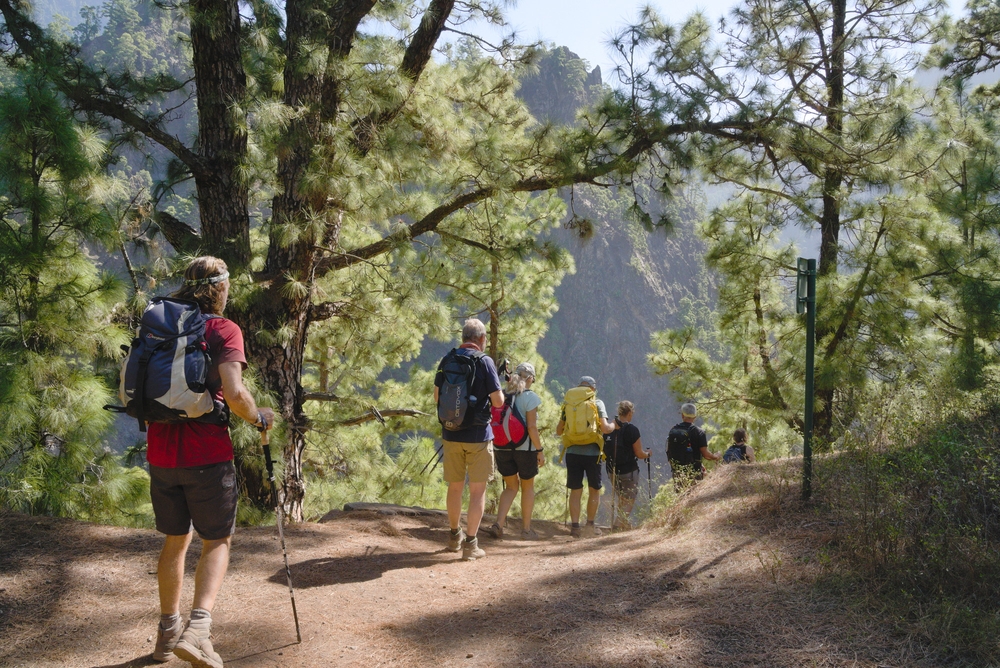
434,318,504,560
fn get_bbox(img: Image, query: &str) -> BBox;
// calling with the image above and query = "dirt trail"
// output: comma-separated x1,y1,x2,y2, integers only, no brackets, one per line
0,461,942,667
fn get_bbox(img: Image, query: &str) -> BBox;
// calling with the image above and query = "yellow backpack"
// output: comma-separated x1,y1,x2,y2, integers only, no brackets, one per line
560,386,604,461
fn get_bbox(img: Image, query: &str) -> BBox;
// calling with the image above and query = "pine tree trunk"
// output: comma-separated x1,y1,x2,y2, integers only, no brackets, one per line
814,0,847,443
189,0,250,266
242,296,312,521
256,0,334,521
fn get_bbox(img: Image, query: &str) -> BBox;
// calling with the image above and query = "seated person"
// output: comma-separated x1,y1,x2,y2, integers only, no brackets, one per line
722,428,756,463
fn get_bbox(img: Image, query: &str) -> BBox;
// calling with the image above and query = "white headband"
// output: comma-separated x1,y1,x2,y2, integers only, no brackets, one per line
184,270,229,286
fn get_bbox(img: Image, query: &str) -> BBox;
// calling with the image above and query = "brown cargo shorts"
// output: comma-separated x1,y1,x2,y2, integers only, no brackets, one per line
442,439,494,483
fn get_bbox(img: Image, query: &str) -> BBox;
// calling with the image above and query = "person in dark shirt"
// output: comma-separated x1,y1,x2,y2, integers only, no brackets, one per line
668,402,719,491
433,318,503,560
604,401,651,530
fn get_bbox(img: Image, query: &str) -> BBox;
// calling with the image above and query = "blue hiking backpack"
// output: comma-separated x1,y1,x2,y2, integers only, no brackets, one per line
723,444,748,463
107,298,229,432
437,348,488,431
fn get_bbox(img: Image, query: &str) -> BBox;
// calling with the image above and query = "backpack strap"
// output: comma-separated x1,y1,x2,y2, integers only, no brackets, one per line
132,347,156,433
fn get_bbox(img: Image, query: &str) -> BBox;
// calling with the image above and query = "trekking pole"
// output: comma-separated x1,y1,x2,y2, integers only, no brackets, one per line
419,444,443,476
564,487,570,527
646,456,653,501
260,421,302,644
610,467,618,531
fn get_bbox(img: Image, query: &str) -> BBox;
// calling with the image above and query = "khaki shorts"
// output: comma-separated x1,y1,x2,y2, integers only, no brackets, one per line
442,439,494,483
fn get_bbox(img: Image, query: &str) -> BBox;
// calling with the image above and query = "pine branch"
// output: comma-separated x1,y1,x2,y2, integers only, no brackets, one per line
351,0,456,154
154,211,201,254
823,219,888,362
317,117,765,277
752,284,802,432
0,0,208,178
435,229,497,255
320,0,378,121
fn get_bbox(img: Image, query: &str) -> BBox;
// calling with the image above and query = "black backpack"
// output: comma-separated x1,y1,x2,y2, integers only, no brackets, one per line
604,421,638,474
437,348,488,431
666,422,696,465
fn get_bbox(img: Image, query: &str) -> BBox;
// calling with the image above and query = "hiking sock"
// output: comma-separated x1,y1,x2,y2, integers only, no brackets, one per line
175,607,222,668
160,613,181,629
572,522,580,528
450,528,461,535
189,608,212,627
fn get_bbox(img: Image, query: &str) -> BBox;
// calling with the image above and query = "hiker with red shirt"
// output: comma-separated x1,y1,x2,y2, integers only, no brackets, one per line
149,257,275,668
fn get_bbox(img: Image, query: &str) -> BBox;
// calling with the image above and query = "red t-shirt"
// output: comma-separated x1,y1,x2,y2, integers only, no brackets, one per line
146,317,247,468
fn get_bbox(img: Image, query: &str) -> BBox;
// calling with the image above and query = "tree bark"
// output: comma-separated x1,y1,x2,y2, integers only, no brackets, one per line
189,0,250,266
814,0,847,442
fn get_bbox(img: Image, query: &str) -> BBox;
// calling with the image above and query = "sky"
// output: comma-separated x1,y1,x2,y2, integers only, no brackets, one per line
492,0,970,84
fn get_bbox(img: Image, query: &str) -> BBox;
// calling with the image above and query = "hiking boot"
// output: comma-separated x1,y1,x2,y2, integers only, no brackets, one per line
153,617,184,662
570,524,582,538
446,528,466,552
520,528,539,540
461,537,485,561
173,621,223,668
485,522,503,539
588,524,603,537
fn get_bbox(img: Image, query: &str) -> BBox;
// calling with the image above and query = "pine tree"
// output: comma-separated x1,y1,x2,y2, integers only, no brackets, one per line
0,69,146,523
0,0,704,519
624,0,945,443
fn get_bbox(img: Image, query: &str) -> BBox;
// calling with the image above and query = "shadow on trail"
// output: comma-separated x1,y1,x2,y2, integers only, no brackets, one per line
276,548,444,587
225,641,299,664
660,539,755,580
381,539,757,663
379,533,876,668
89,656,160,668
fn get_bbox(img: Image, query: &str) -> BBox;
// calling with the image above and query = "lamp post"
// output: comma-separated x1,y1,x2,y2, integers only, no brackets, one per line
797,258,816,500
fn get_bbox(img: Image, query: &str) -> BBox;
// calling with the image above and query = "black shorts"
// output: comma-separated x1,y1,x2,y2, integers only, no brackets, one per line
494,449,540,480
150,461,238,540
565,452,602,491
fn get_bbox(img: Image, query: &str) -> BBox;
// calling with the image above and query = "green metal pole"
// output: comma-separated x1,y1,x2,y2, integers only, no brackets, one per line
803,259,816,500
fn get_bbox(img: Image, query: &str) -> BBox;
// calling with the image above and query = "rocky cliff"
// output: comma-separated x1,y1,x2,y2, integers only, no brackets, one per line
520,47,713,458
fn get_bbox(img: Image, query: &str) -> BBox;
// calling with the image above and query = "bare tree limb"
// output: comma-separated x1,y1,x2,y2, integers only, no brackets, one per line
339,408,430,426
309,301,349,322
302,392,342,403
